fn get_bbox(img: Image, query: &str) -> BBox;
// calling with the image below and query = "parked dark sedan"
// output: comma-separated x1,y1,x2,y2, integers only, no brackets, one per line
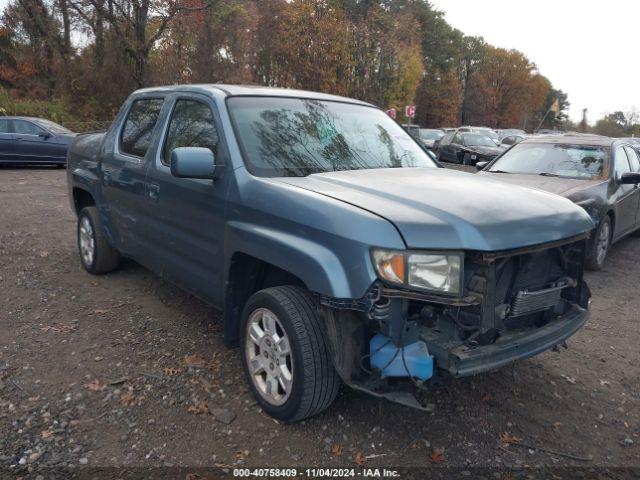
0,117,75,166
436,131,505,165
477,134,640,269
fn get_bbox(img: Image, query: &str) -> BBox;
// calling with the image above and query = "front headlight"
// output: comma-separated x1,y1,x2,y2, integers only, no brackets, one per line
371,249,463,295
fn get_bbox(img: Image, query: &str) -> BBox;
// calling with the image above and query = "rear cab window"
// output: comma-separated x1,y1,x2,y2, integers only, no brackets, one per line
120,98,164,158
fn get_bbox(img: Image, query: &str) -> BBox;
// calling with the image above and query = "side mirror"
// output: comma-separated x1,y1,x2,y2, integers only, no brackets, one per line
620,172,640,185
38,132,51,140
170,147,216,179
476,161,489,171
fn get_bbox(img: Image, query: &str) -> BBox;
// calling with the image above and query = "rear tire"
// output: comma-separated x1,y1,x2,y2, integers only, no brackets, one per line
240,286,340,422
77,206,120,274
586,216,611,271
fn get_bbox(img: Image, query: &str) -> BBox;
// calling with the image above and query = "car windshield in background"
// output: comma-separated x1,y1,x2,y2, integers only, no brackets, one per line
464,134,497,147
228,97,437,177
419,129,444,140
36,119,72,134
488,143,608,179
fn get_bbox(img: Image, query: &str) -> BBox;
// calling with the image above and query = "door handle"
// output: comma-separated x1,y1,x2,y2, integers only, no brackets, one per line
147,183,160,200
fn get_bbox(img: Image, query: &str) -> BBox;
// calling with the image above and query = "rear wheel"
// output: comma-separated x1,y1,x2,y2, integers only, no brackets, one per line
586,216,611,270
77,206,120,274
240,286,340,422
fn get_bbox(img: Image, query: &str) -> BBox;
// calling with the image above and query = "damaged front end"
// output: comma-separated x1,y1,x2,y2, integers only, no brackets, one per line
319,235,591,408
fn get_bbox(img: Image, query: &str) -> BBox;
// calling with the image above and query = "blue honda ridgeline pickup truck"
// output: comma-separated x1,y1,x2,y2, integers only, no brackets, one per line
67,85,594,422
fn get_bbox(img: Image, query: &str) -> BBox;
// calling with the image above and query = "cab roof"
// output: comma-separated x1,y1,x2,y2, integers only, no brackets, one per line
133,84,374,107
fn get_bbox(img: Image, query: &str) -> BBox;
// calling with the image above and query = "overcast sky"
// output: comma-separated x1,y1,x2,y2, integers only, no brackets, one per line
429,0,639,123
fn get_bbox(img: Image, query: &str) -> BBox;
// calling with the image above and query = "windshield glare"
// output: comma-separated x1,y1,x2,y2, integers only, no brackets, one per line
36,119,72,134
228,97,437,177
488,143,608,179
464,134,496,147
419,129,444,140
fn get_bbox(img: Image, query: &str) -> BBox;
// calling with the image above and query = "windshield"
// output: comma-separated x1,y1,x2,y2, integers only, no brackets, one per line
228,97,437,177
419,129,444,141
35,119,72,134
464,134,497,147
488,143,609,179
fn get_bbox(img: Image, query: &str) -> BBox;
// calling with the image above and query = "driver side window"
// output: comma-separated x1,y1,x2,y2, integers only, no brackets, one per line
614,146,631,179
162,99,219,166
13,120,44,135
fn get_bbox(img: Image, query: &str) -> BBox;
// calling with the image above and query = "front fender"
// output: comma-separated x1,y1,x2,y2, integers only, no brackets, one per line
224,221,366,299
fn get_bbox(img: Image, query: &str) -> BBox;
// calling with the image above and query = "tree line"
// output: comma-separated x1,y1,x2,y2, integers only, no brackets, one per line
0,0,570,130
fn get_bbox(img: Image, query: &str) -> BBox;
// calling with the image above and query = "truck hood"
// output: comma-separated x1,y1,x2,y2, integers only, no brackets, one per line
274,168,594,251
465,145,504,156
477,172,606,197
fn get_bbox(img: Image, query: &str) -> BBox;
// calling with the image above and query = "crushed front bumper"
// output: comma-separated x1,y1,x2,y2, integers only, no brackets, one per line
432,304,589,378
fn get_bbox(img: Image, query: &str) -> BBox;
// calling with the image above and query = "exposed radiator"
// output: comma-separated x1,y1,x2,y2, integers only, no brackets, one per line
510,281,569,317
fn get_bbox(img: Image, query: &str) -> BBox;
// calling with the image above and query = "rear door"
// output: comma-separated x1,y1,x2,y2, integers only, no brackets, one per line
141,94,229,304
100,96,166,257
0,118,13,162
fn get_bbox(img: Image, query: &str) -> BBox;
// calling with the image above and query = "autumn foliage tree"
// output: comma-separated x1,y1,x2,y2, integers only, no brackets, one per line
0,0,568,130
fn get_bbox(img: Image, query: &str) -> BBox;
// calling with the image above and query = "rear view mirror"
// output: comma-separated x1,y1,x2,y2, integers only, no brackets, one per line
170,147,216,179
476,161,489,170
38,132,51,139
620,172,640,185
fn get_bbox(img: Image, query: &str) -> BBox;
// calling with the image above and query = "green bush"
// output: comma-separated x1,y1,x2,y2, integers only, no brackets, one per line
0,87,78,124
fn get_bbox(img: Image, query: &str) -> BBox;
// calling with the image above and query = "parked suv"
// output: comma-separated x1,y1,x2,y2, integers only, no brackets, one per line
67,85,594,422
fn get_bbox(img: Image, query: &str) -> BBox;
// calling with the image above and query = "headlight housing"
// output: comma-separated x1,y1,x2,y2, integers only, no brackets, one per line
371,249,463,296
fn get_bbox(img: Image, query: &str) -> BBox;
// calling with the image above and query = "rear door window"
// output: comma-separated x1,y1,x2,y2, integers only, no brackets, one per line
162,99,219,166
0,119,9,133
120,98,164,158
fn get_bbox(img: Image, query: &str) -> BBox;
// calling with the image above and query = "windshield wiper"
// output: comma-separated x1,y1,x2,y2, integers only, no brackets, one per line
487,170,511,174
538,172,561,177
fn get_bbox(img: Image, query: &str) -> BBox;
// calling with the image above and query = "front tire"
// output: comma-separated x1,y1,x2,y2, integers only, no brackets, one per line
77,206,120,274
240,286,340,422
586,216,611,270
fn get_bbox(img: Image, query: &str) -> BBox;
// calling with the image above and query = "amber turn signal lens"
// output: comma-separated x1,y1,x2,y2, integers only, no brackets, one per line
371,250,405,285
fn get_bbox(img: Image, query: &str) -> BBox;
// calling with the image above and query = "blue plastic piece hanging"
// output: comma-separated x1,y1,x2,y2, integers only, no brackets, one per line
369,333,434,381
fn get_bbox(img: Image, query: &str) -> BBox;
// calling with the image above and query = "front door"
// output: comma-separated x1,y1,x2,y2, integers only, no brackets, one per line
11,119,50,163
142,94,229,305
611,145,640,239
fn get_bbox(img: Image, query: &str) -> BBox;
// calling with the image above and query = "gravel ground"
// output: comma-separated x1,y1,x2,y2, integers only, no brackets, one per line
0,166,638,476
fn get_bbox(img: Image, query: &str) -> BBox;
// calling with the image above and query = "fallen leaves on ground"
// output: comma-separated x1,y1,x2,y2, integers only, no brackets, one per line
499,431,522,445
41,430,53,439
482,393,493,403
430,447,444,464
330,444,342,456
235,450,249,461
84,379,106,392
354,451,367,466
182,354,207,367
164,367,181,376
119,392,136,406
561,374,576,384
93,309,110,315
187,401,209,415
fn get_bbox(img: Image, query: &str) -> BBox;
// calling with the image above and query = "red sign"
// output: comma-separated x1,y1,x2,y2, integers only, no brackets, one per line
405,105,416,118
386,108,397,119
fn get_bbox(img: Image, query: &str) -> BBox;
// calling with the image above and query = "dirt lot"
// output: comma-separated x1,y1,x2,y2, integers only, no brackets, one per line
1,167,639,475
